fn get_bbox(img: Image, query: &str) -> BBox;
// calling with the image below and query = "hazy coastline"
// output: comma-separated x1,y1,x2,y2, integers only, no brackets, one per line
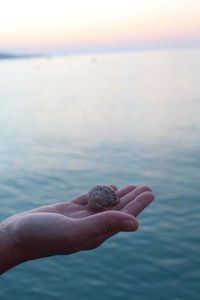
0,52,43,60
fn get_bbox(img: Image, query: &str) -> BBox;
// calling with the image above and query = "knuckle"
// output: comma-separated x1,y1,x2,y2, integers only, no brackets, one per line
102,218,116,234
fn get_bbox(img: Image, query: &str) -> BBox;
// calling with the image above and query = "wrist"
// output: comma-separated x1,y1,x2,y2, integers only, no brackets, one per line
0,219,27,274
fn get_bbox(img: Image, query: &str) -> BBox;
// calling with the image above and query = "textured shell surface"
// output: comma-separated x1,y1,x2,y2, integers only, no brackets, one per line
87,184,120,211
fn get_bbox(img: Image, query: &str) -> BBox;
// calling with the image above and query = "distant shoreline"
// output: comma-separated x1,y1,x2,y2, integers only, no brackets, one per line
1,46,200,61
0,52,44,60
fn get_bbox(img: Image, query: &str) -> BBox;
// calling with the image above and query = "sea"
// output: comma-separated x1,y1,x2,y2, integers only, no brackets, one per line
0,48,200,299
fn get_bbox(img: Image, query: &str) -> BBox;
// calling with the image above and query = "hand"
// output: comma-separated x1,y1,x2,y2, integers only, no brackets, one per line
0,184,154,273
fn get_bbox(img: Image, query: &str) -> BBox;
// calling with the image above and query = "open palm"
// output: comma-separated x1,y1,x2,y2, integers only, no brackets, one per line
5,184,154,261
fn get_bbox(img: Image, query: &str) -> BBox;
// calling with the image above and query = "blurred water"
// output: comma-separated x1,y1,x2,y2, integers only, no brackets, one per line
0,49,200,299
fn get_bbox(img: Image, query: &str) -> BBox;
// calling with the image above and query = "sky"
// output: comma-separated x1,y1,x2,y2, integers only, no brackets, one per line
0,0,200,55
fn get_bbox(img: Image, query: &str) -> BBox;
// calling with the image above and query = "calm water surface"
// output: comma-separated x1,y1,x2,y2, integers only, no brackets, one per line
0,49,200,299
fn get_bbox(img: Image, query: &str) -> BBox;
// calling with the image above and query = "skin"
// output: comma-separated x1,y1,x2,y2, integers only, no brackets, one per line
0,184,154,274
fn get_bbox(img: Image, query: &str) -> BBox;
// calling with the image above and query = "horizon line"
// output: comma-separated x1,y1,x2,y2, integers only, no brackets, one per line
1,42,200,59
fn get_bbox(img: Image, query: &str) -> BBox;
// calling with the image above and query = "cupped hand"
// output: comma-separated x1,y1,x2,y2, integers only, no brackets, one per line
3,184,154,261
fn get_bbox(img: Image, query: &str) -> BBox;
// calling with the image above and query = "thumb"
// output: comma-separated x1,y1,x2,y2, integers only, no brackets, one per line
74,211,138,242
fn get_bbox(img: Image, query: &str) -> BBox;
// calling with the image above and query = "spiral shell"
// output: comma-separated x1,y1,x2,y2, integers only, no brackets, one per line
87,184,120,211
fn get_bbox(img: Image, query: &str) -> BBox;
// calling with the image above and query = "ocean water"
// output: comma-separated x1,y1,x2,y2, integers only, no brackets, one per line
0,49,200,299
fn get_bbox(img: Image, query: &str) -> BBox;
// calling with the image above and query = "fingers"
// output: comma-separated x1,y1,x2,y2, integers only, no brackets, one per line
71,184,153,219
74,211,138,243
116,185,137,198
116,185,152,210
71,184,118,205
71,193,88,205
122,191,154,217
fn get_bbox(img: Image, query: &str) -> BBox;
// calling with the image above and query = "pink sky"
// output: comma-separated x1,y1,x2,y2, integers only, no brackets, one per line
0,0,200,54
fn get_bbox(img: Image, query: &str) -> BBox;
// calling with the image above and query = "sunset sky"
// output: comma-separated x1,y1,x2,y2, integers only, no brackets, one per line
0,0,200,55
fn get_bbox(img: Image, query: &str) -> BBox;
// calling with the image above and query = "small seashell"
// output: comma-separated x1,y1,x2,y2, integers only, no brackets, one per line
87,184,120,211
